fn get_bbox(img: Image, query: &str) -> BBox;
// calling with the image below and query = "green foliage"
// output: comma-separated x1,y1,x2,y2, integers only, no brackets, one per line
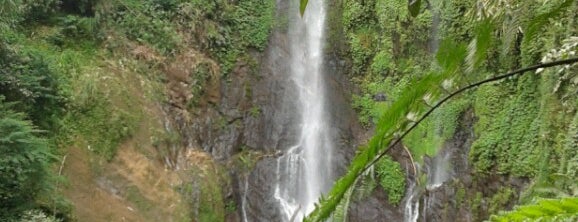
408,0,421,17
352,74,410,125
305,71,451,222
489,188,516,215
342,0,375,31
466,19,494,73
232,0,275,51
0,43,65,131
404,96,469,161
470,74,542,177
370,50,394,76
349,25,377,74
488,197,578,222
311,0,578,220
110,1,181,54
182,163,226,222
18,209,62,222
523,0,577,46
561,111,578,179
174,0,275,73
0,99,53,218
375,156,406,205
64,97,137,160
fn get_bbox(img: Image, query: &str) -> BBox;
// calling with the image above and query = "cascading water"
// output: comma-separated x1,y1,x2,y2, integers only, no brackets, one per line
404,167,420,222
273,1,332,221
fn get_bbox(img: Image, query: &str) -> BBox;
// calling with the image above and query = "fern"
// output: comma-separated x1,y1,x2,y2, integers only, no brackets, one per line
466,19,494,73
523,0,576,45
488,197,578,222
332,179,356,222
305,56,578,221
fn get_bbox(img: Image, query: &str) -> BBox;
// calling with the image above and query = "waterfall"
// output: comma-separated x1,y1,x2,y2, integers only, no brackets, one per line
427,151,451,190
274,1,332,221
404,169,420,222
241,177,249,222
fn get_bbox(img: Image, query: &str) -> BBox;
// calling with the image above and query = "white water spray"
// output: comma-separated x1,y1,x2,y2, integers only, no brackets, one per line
241,177,249,222
274,1,331,221
404,169,420,222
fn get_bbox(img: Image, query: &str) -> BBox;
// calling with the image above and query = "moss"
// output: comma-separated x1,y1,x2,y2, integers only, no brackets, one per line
488,187,515,215
455,184,466,207
183,162,226,222
470,74,542,177
471,192,484,220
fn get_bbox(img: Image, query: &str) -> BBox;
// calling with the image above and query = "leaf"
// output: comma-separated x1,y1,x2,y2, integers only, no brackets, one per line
300,0,309,16
488,197,578,222
408,0,421,17
436,39,467,74
466,19,494,73
304,72,447,222
524,0,576,45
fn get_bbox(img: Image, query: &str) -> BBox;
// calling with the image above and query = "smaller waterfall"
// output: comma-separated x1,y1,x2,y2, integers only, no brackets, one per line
426,152,451,190
241,177,249,222
404,181,420,222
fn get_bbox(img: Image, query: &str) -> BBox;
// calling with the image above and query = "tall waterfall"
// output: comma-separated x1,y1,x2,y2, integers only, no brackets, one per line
274,1,332,221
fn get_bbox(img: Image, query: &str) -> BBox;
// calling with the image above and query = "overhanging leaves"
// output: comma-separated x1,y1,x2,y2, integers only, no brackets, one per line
524,0,576,45
466,19,494,73
488,197,578,222
304,56,578,221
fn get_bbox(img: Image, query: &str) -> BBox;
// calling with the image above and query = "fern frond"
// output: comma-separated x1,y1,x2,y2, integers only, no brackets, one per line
332,178,356,222
488,197,578,222
523,0,576,45
466,19,494,73
305,56,578,222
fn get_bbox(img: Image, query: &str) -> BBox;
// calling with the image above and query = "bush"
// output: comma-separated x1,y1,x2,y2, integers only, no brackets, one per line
375,156,406,205
0,43,65,131
0,99,53,218
18,210,62,222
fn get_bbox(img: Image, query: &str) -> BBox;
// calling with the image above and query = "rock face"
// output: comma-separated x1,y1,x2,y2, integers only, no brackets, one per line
348,188,404,222
160,1,360,221
405,109,527,222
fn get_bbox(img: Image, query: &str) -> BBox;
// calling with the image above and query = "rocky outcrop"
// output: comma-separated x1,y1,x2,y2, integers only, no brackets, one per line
161,1,360,220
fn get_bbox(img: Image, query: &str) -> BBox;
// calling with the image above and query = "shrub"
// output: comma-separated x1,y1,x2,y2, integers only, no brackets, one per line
0,99,53,218
375,156,406,205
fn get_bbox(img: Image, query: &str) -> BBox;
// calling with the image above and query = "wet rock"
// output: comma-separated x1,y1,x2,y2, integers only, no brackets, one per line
348,188,403,222
373,93,387,101
244,158,285,222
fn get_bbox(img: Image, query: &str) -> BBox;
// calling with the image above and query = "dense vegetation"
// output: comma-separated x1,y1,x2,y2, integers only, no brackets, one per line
306,0,578,221
1,0,274,221
2,0,577,221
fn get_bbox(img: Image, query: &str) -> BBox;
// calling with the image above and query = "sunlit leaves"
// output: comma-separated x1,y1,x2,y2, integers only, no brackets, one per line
488,197,578,222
